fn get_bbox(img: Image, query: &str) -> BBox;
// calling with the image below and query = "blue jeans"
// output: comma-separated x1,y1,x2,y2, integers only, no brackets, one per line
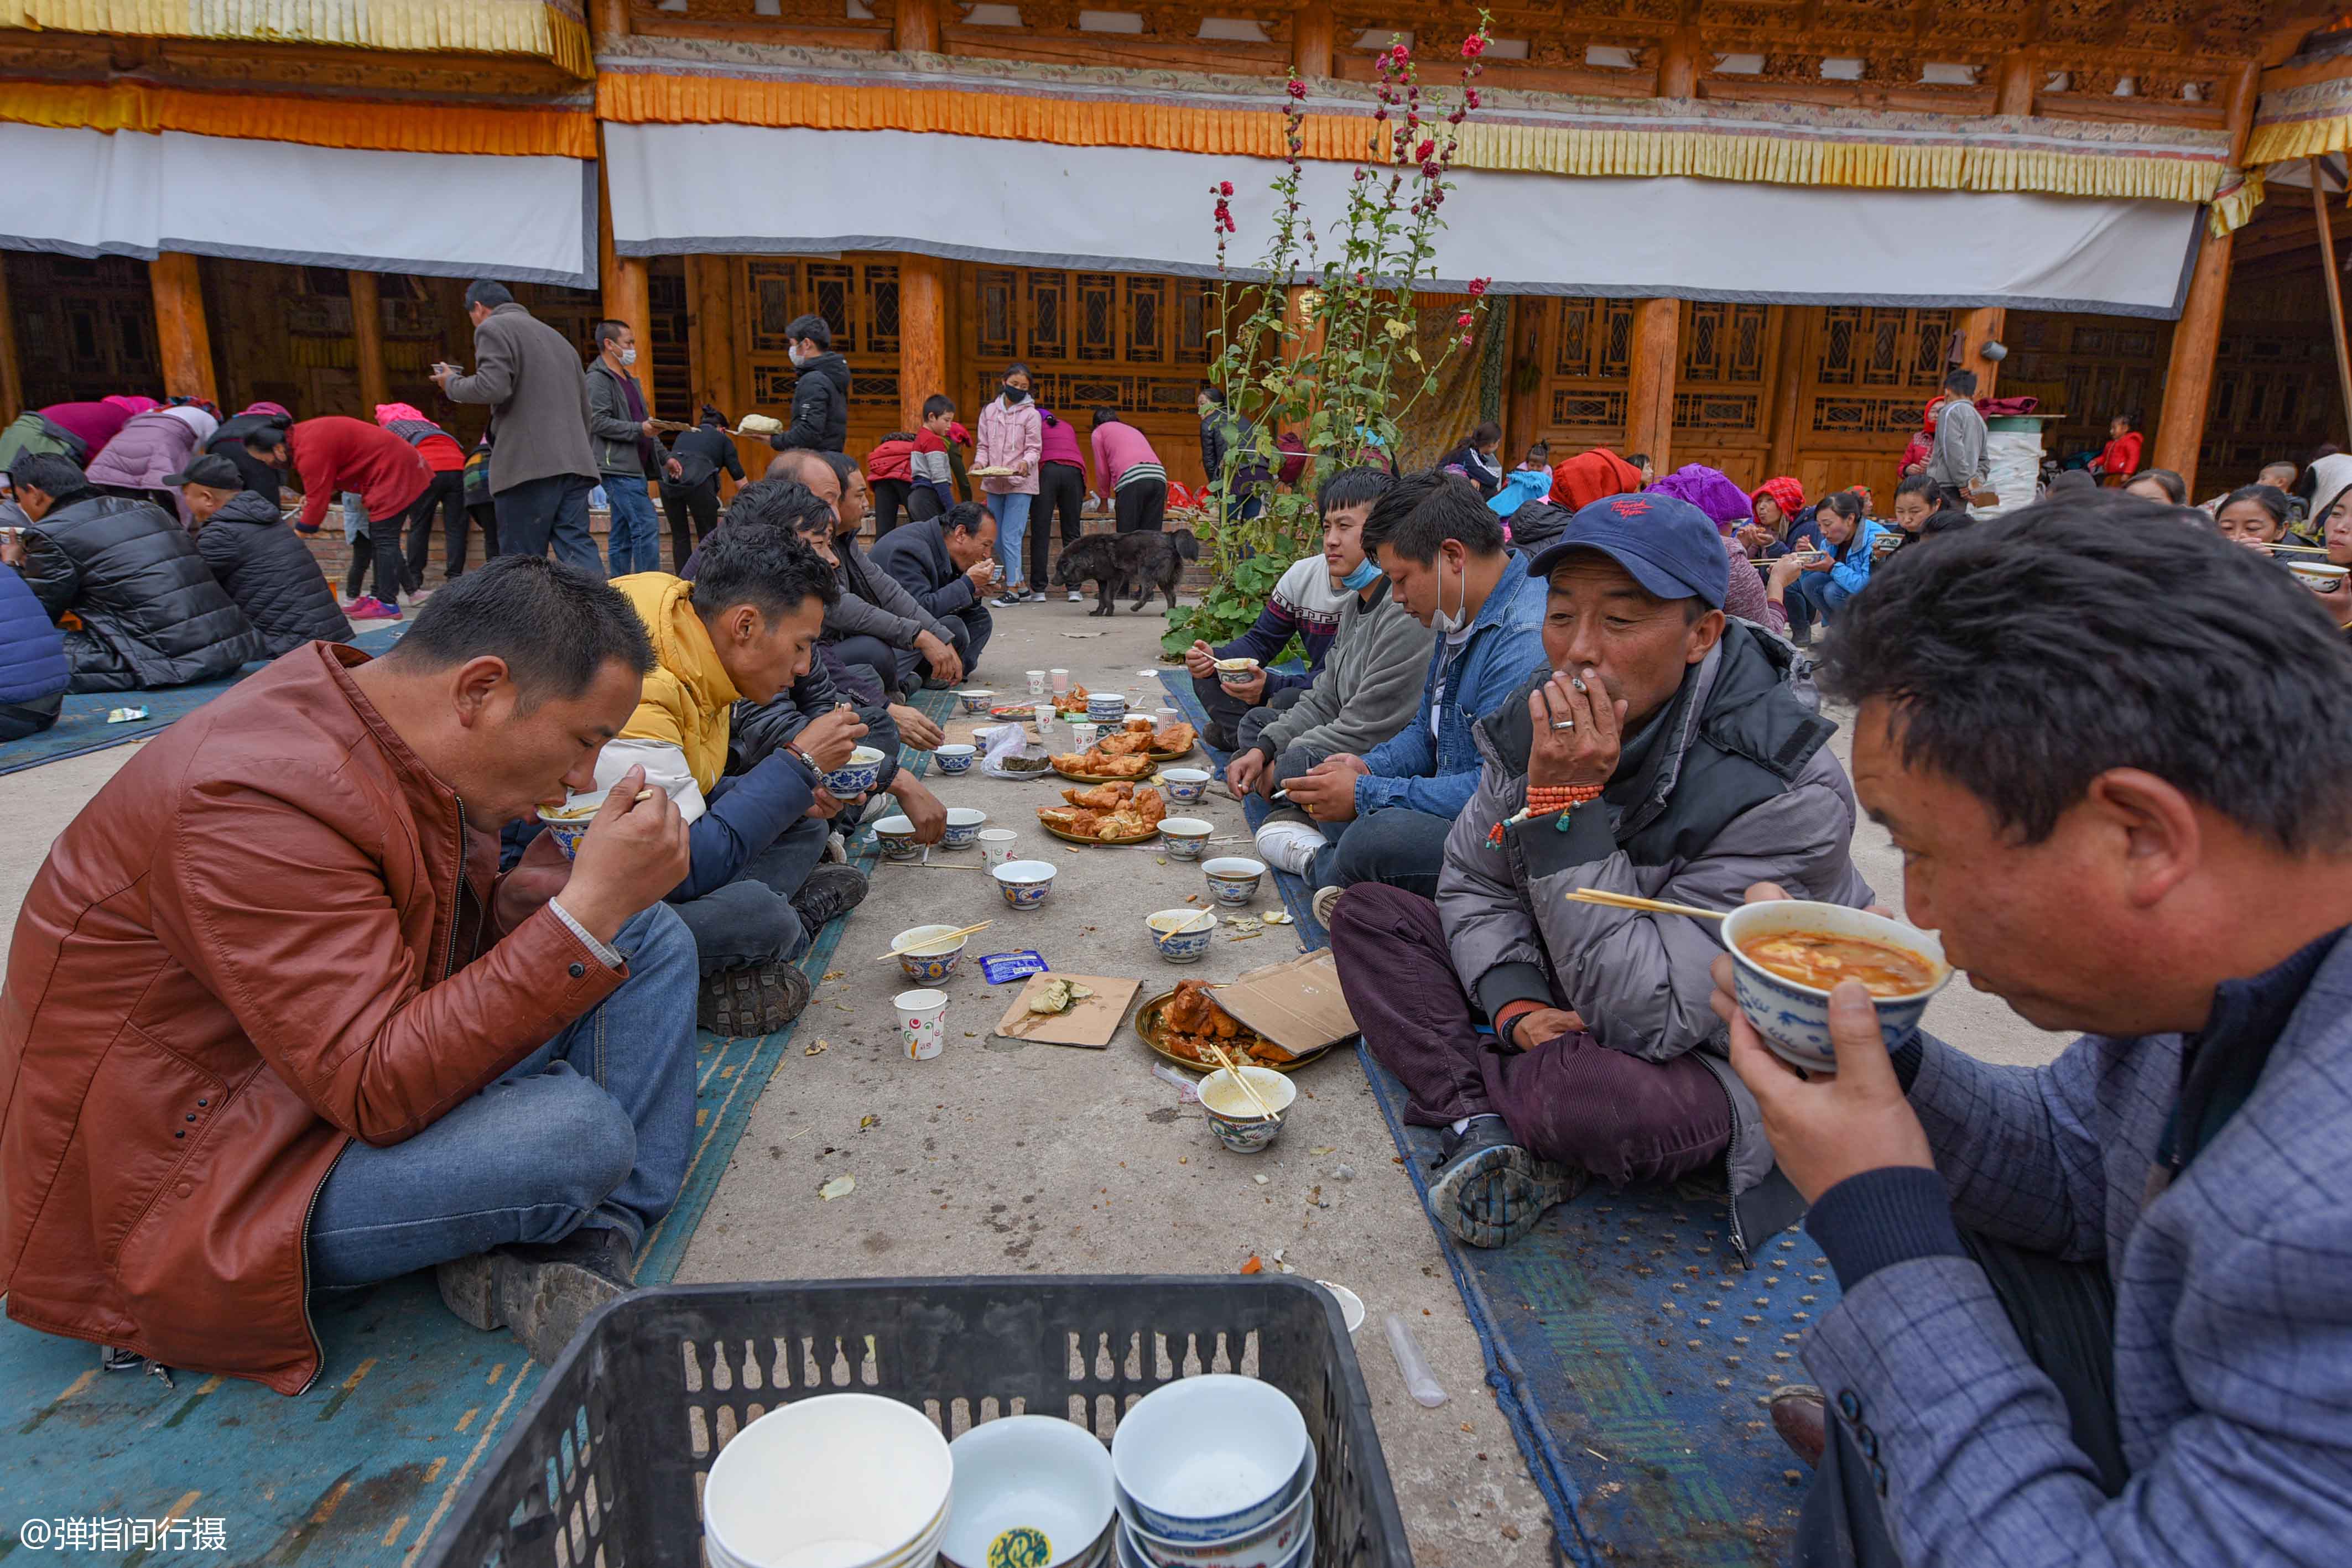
670,815,831,973
1786,572,1854,636
495,473,602,577
305,903,700,1282
603,476,663,576
987,492,1032,588
1308,806,1455,900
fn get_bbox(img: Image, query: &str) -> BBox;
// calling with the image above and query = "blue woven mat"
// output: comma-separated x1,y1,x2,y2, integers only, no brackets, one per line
1157,668,1832,1567
0,624,410,776
0,690,953,1563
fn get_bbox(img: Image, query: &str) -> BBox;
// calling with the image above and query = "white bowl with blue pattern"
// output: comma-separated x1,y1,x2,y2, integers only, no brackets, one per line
825,745,887,798
1110,1375,1307,1546
934,742,977,774
1721,899,1950,1072
992,859,1059,910
943,806,987,847
1147,908,1215,964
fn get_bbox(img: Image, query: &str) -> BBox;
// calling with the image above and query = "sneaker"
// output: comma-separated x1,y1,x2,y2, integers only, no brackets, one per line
790,863,870,933
823,831,847,865
1424,1116,1581,1249
990,590,1025,609
699,961,813,1038
1066,588,1083,602
434,1225,637,1366
1788,621,1813,648
1253,817,1323,878
1025,590,1048,603
345,596,401,621
1310,883,1345,929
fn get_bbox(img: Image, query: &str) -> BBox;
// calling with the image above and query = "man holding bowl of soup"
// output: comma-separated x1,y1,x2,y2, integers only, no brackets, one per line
1329,492,1875,1256
1710,491,2352,1567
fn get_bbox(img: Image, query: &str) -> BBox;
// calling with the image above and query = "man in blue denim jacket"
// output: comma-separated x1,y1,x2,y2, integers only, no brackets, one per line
1269,472,1548,925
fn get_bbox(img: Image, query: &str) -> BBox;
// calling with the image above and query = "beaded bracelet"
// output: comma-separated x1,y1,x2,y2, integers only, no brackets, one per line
1487,782,1604,847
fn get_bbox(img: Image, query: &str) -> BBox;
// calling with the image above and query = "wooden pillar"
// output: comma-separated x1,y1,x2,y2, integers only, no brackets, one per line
2151,60,2260,491
685,254,739,417
1657,25,1701,98
1291,1,1334,80
2309,160,2352,450
596,141,655,400
347,270,391,414
0,254,22,423
591,0,629,37
895,0,941,53
1503,295,1547,458
149,252,217,406
1763,306,1810,478
1624,298,1679,468
1956,306,2006,402
1992,52,2037,117
900,253,949,432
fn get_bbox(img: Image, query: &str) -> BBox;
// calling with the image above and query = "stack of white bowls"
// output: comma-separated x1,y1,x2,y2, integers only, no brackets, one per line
942,1415,1120,1568
702,1394,954,1568
1108,1376,1317,1568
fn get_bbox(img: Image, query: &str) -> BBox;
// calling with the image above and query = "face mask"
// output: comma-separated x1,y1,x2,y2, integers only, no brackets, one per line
788,348,807,368
618,347,637,368
1429,551,1469,635
1002,383,1029,403
1340,558,1382,592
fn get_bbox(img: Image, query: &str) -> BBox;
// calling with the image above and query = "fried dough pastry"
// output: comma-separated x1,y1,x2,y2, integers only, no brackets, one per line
1038,806,1101,835
1152,721,1195,752
1061,782,1133,811
1096,730,1152,757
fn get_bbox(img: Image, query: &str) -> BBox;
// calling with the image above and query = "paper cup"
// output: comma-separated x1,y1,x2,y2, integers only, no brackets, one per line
1070,721,1100,749
979,829,1019,868
1034,703,1057,731
1050,668,1071,693
895,988,949,1060
1027,669,1048,696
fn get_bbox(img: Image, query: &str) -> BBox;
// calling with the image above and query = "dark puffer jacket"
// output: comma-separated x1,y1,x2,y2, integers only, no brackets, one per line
773,351,850,454
207,412,290,504
0,560,69,709
195,491,352,658
19,492,262,692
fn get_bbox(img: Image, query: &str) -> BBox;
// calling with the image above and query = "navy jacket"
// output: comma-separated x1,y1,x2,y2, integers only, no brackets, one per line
0,560,68,708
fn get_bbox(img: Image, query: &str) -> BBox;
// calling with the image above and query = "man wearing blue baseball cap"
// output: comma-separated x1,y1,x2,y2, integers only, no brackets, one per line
1331,491,1877,1252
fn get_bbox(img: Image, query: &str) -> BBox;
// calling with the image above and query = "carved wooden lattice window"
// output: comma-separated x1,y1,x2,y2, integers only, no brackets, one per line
1076,273,1117,362
1125,277,1165,361
1177,284,1209,363
1544,297,1636,435
1808,306,1955,438
979,269,1017,360
1027,273,1066,360
866,268,899,356
743,257,901,409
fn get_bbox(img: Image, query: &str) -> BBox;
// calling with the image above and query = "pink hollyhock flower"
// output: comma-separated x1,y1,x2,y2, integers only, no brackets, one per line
1462,35,1487,59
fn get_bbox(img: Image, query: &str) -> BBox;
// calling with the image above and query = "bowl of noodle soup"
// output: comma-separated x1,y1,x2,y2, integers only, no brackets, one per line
1721,899,1950,1072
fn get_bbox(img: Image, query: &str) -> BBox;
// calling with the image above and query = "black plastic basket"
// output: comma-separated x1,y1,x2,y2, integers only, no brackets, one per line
422,1275,1412,1568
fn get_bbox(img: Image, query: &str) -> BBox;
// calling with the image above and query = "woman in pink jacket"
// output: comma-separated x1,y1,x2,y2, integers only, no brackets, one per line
973,362,1042,606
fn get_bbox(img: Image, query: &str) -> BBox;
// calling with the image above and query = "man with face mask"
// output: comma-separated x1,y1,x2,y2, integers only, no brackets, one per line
585,320,664,576
771,314,850,455
1276,471,1550,925
1329,493,1874,1254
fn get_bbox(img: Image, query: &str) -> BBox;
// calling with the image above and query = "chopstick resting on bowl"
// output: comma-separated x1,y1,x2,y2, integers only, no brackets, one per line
872,920,993,961
1203,1041,1279,1119
1564,888,1729,921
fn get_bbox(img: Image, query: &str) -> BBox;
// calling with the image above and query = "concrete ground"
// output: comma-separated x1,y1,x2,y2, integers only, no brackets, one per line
0,593,2066,1567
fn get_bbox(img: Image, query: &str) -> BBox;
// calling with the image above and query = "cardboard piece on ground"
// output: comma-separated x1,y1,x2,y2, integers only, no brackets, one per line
1215,950,1359,1058
992,972,1144,1049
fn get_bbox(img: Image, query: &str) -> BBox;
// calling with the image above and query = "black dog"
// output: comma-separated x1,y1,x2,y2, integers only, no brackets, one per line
1052,528,1201,615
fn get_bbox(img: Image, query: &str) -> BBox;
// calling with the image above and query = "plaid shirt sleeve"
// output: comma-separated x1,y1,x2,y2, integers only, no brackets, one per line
1905,1031,2117,1260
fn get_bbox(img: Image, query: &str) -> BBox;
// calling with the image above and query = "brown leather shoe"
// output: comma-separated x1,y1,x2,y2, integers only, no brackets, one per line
1770,1384,1828,1470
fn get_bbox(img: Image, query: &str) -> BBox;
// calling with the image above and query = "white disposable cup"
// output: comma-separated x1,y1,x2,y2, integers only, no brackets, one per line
1050,667,1071,692
979,829,1019,868
895,988,949,1060
1070,721,1099,749
1155,708,1182,727
1034,703,1056,731
1027,669,1048,695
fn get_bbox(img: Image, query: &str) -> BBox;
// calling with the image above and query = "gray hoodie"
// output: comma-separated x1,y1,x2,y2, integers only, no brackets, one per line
1248,577,1433,761
1434,623,1874,1259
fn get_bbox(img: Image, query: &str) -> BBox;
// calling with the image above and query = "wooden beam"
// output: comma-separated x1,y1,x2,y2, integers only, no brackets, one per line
1958,306,2006,400
2151,60,2260,491
347,270,391,415
899,252,949,434
149,252,217,406
896,0,941,54
1625,298,1679,471
0,254,22,424
1656,24,1700,98
2310,159,2352,450
1763,306,1809,478
1993,51,2037,116
1292,1,1334,81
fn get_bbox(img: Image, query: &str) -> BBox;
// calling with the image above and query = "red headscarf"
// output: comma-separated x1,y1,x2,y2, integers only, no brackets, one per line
1549,447,1644,510
1750,475,1804,522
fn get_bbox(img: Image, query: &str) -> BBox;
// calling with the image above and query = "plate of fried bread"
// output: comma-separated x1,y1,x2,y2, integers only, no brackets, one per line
1136,978,1330,1072
1036,783,1167,845
1051,721,1198,780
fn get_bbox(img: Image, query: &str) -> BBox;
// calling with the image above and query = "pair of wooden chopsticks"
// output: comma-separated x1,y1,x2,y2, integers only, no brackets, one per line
1564,888,1727,921
1202,1040,1280,1120
873,920,992,961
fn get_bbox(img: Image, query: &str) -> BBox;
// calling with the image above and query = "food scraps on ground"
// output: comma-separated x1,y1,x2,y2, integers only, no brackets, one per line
1240,1254,1264,1274
818,1174,855,1200
804,1039,830,1056
1028,978,1096,1016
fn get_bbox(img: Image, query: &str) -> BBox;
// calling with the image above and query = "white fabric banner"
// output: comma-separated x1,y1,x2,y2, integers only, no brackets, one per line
606,122,2199,316
0,123,594,286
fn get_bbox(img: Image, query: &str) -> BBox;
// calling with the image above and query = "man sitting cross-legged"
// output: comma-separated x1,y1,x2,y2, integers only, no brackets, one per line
1715,492,2352,1568
502,523,871,1038
1330,493,1874,1251
0,558,701,1387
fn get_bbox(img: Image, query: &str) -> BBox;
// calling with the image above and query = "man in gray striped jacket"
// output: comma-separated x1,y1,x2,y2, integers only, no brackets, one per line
1715,492,2352,1566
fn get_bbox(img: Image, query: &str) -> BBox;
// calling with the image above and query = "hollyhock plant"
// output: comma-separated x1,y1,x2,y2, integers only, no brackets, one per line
1166,12,1496,659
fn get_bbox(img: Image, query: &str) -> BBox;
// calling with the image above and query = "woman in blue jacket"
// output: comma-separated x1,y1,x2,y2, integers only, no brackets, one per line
0,527,70,741
1783,489,1880,645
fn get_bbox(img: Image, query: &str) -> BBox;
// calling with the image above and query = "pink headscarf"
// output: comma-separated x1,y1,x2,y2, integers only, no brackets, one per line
103,394,158,417
1646,464,1752,531
241,400,292,420
374,402,428,426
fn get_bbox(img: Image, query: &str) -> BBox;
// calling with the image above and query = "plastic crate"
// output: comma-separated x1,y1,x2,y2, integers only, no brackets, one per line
422,1276,1411,1568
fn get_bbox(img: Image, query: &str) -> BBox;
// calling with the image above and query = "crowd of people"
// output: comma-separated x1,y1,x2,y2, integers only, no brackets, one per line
4,274,2352,1568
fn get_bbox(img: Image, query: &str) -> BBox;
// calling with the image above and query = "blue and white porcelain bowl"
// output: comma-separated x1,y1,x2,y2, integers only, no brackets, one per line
1199,1066,1296,1158
943,807,987,847
1087,694,1128,726
825,745,887,798
955,688,997,715
1161,768,1211,805
934,742,976,775
1115,1438,1317,1568
993,859,1059,910
1147,908,1215,965
1720,898,1951,1073
871,814,922,861
892,924,968,984
1109,1375,1308,1546
536,796,602,861
1159,819,1213,861
1201,857,1265,907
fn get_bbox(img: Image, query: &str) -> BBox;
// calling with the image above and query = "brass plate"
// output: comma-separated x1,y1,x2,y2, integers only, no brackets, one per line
1135,986,1336,1075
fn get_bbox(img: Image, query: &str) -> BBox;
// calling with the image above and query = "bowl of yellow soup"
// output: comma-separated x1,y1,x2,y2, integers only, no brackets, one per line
1721,899,1950,1072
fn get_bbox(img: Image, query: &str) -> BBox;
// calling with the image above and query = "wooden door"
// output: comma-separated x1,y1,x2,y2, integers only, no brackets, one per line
1787,305,1956,508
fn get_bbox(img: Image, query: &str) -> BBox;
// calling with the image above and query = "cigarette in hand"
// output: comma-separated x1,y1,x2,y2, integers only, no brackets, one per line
634,789,658,802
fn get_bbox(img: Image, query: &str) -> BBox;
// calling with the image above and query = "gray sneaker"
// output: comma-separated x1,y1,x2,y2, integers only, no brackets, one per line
435,1225,637,1366
699,962,813,1037
1425,1117,1582,1249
